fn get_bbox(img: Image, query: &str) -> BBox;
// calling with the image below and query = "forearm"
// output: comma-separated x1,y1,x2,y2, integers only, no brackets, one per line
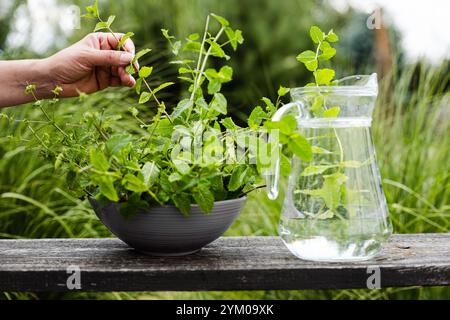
0,59,54,108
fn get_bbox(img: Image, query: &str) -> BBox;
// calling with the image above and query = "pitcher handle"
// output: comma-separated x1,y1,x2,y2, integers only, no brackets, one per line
266,101,305,200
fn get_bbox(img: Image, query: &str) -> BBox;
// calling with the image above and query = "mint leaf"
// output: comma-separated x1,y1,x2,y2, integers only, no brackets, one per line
277,85,290,97
221,117,239,130
117,32,134,50
142,162,159,187
152,82,175,95
288,133,312,162
326,30,339,42
172,99,193,119
310,26,324,43
139,92,151,104
106,134,133,155
315,68,335,85
318,47,336,61
173,193,191,216
139,66,153,78
248,106,267,129
211,13,229,26
98,176,119,202
122,174,148,193
90,149,109,172
193,184,215,213
228,166,248,191
323,106,340,118
211,93,227,115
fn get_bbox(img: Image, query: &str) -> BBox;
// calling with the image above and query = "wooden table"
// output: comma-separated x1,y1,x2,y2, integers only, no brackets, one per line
0,234,449,292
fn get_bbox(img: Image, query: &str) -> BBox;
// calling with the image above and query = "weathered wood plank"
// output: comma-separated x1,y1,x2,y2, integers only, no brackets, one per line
0,234,449,292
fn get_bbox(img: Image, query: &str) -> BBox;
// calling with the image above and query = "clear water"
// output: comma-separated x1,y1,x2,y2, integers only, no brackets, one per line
278,117,391,261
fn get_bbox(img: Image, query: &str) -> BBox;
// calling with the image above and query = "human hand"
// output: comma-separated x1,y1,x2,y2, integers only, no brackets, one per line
43,32,136,97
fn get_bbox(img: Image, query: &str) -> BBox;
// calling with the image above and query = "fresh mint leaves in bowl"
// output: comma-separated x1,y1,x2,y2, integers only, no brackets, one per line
24,2,279,255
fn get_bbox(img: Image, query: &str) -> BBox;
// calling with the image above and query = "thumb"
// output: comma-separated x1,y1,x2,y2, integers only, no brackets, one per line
85,49,134,67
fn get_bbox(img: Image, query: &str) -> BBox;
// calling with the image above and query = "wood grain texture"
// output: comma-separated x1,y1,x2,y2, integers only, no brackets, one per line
1,234,449,292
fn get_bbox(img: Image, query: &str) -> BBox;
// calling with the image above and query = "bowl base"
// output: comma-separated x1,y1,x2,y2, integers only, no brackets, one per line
136,249,201,256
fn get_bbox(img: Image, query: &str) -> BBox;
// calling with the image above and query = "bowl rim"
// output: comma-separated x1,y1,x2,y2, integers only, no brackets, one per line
89,195,247,209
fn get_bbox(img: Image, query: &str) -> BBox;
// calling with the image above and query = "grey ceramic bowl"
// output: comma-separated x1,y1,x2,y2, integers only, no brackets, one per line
89,197,246,256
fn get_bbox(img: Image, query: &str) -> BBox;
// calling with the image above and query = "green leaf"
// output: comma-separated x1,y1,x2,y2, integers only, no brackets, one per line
323,106,340,118
305,60,318,72
85,0,99,18
193,184,215,213
280,115,297,135
296,50,315,63
117,32,134,50
106,15,115,27
301,165,335,176
106,134,133,155
340,160,363,168
310,26,324,43
248,106,267,129
152,82,175,95
280,154,292,177
168,172,182,182
297,172,347,210
326,30,339,42
288,133,312,162
228,166,248,191
225,28,244,51
135,78,142,94
139,92,151,104
315,68,335,85
94,21,108,32
207,80,221,95
173,193,191,216
161,29,175,40
277,86,290,97
138,66,153,78
312,146,332,154
126,64,136,75
188,33,200,41
211,93,227,115
122,174,147,193
172,159,190,175
211,13,229,26
218,66,233,82
133,49,152,63
221,117,239,130
318,47,336,61
261,97,276,114
98,176,119,202
208,41,228,59
183,41,202,53
142,162,159,187
90,149,109,172
128,106,139,117
171,41,182,55
296,50,318,71
172,99,193,119
311,95,324,115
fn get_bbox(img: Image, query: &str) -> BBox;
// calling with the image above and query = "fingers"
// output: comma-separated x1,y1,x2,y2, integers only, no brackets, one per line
85,49,133,67
118,67,136,87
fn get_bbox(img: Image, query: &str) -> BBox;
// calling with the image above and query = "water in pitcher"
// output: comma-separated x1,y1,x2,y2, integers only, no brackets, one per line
278,117,391,261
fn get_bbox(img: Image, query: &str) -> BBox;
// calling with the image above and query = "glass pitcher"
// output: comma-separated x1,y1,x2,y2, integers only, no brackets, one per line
266,74,392,262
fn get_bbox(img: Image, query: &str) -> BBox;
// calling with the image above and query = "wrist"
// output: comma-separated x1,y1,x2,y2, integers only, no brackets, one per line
31,58,56,98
